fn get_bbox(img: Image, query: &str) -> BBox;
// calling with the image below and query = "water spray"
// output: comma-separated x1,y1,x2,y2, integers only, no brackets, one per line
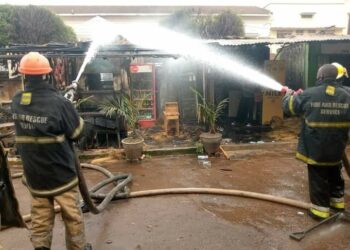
75,20,284,92
114,23,284,91
74,17,117,83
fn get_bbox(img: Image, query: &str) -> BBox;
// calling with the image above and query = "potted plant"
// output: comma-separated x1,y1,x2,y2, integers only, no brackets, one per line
192,87,228,155
99,93,144,161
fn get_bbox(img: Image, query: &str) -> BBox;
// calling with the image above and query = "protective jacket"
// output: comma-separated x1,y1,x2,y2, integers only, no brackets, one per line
11,81,84,197
282,81,350,165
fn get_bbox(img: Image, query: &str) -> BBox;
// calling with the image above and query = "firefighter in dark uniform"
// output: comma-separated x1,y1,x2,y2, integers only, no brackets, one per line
282,63,350,220
12,52,91,250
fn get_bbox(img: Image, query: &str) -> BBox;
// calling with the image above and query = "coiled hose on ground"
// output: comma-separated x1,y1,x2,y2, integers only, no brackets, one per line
74,154,132,214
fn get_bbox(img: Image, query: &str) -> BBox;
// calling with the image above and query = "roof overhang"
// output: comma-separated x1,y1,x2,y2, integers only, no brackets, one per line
205,36,350,46
2,36,350,60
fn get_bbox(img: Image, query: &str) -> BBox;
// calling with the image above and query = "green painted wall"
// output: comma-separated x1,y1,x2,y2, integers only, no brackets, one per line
307,43,321,88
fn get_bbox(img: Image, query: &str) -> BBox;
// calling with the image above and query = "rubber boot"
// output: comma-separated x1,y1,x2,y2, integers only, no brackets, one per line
308,209,329,221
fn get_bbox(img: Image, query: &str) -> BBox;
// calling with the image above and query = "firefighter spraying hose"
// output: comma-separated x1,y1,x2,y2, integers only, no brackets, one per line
280,63,350,179
7,51,132,250
281,62,350,221
280,85,350,177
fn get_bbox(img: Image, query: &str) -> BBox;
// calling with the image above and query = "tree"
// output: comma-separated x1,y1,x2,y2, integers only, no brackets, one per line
204,11,244,39
160,9,244,39
0,5,76,46
0,5,14,46
160,9,200,37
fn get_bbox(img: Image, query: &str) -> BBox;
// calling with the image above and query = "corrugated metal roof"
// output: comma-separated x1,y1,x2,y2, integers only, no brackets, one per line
43,5,271,16
205,36,350,46
2,36,350,60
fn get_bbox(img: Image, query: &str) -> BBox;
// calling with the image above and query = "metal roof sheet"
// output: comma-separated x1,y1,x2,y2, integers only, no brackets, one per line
205,36,350,46
2,36,350,60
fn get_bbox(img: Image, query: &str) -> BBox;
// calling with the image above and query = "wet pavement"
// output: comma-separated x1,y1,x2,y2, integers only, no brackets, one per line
1,144,350,250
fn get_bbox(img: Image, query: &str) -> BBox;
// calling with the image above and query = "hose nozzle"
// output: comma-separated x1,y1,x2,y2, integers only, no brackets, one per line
281,86,292,95
281,86,303,96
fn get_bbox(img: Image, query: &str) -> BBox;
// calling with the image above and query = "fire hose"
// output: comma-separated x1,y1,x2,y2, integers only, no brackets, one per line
12,165,312,225
74,153,132,214
3,140,350,228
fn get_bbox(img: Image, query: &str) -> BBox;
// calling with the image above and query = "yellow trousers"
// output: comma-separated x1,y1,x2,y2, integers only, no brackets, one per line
30,186,86,250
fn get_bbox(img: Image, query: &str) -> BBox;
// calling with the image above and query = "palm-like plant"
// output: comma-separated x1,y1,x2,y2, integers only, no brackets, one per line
191,87,228,134
99,93,140,138
74,95,94,109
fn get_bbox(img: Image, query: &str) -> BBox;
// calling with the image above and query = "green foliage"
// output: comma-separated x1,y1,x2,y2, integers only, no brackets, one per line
195,142,204,154
160,9,244,39
203,11,244,39
160,9,199,37
0,5,14,46
0,5,77,46
74,95,94,109
191,87,228,134
99,93,140,137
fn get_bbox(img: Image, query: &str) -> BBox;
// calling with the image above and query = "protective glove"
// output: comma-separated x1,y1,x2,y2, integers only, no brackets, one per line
293,88,303,95
281,86,303,96
280,86,293,95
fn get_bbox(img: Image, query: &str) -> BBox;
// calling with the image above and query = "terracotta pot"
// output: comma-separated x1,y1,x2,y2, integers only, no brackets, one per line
200,132,222,155
122,137,144,161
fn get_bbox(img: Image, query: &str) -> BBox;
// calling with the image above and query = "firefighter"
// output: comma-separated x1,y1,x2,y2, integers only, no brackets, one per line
282,63,350,220
11,52,91,250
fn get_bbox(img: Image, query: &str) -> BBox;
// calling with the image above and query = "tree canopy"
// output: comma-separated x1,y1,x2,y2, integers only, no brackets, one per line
0,5,76,46
161,10,244,39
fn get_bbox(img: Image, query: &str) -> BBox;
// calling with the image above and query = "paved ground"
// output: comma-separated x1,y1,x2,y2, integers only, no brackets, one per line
1,144,350,250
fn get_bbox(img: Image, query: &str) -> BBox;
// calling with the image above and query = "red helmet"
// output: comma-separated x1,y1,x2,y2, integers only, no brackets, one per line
19,52,52,75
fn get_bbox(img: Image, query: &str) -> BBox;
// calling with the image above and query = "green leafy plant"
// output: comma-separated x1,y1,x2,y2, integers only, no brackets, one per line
195,142,204,154
74,95,94,109
99,93,143,138
191,87,228,134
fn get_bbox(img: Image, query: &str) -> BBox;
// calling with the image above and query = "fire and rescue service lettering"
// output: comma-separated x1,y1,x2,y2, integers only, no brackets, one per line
12,113,48,124
12,113,48,130
310,102,349,116
19,122,35,130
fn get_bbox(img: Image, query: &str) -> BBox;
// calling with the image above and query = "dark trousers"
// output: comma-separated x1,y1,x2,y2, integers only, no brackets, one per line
307,164,344,208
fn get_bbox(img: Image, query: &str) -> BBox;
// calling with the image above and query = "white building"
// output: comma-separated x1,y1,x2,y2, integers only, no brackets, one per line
40,1,350,40
264,0,349,38
44,5,272,40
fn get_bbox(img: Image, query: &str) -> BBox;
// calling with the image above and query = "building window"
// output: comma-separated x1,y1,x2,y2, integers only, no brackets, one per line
300,12,315,18
277,31,293,38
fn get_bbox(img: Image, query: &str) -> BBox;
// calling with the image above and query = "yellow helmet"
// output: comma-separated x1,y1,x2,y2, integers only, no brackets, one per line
332,62,348,79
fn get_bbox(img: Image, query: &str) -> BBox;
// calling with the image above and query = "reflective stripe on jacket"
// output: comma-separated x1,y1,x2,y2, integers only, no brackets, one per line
11,81,84,196
282,82,350,165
